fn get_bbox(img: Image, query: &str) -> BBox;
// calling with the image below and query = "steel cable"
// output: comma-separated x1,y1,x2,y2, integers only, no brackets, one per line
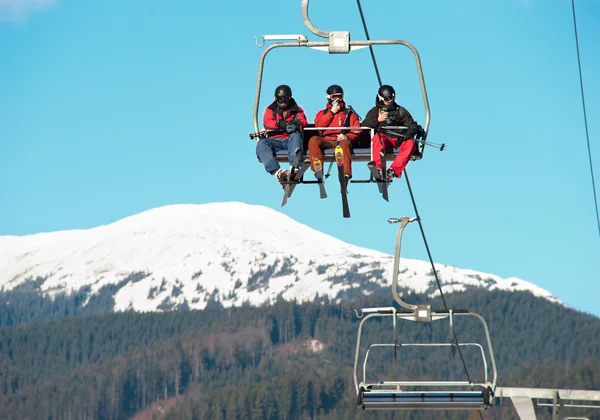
571,0,600,238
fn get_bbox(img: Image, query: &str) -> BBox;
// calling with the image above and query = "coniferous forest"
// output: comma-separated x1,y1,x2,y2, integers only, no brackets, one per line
0,288,599,419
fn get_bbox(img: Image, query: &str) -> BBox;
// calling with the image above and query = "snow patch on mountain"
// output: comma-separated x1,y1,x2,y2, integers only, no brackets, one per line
0,202,560,312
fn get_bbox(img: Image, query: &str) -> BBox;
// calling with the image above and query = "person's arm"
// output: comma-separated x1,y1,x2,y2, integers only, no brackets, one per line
314,109,334,127
263,107,285,131
398,107,419,139
295,107,309,127
345,111,362,142
362,107,379,128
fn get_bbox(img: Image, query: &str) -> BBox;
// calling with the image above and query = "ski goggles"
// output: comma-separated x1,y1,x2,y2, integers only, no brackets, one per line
276,95,291,104
377,93,395,103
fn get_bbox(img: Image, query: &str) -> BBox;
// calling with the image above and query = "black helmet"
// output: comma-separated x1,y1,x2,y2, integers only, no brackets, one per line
326,85,344,99
275,84,292,97
274,84,292,108
376,84,396,108
378,85,395,102
326,84,344,103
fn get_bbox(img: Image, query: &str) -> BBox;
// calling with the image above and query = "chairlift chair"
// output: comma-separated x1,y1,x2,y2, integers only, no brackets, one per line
353,217,498,412
250,0,444,213
354,308,497,411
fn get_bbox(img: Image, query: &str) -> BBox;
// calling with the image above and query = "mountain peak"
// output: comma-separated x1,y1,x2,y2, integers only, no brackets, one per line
0,202,560,313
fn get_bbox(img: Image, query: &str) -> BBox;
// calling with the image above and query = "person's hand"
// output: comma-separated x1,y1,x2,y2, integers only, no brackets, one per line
277,120,287,130
403,128,416,140
378,110,388,122
337,133,348,142
286,121,299,133
331,103,341,114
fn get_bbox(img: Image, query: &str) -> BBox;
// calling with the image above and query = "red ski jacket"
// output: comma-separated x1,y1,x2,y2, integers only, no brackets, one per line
313,101,361,141
262,99,308,140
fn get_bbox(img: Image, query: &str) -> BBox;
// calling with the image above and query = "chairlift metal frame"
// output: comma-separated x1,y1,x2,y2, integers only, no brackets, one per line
252,0,432,161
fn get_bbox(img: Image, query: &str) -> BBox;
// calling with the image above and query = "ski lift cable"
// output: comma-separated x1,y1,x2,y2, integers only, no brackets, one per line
571,0,600,238
355,0,382,87
354,1,481,416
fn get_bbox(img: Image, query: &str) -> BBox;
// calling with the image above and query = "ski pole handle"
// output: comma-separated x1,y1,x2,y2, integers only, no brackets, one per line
249,130,269,140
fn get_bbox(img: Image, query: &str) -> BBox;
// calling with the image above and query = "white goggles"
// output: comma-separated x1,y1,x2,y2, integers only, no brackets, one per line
377,93,395,102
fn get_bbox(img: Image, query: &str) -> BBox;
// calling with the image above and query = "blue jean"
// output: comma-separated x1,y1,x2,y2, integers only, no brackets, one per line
256,132,303,173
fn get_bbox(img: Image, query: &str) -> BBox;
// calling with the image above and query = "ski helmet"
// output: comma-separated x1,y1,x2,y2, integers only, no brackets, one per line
326,84,344,102
275,84,292,107
376,85,396,108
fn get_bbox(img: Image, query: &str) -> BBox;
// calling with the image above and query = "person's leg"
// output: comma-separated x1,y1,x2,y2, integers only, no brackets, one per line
284,132,304,167
370,133,383,169
389,139,416,177
307,136,325,171
339,139,353,177
370,133,392,169
256,138,281,174
319,139,338,167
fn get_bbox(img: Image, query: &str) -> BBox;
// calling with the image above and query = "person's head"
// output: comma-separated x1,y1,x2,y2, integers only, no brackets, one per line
274,84,292,108
376,84,396,109
326,84,344,106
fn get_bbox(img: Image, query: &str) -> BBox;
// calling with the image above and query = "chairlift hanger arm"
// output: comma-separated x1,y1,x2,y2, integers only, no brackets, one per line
301,0,328,38
388,216,422,311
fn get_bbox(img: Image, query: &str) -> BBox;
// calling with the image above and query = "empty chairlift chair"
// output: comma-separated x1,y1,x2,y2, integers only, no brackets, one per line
353,217,498,412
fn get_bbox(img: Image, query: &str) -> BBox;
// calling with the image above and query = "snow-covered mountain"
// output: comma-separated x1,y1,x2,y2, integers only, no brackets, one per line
0,202,559,312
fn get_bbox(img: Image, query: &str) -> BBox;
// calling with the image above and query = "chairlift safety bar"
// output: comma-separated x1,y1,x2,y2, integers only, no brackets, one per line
362,343,489,385
353,310,497,395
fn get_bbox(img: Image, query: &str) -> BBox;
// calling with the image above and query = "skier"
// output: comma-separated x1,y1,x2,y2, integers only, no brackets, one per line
256,84,308,183
307,84,361,181
362,85,420,181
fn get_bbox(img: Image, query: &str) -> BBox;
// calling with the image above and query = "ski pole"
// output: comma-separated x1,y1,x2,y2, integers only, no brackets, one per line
413,138,446,151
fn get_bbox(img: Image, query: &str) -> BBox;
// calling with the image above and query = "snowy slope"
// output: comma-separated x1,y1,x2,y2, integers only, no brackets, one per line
0,202,559,312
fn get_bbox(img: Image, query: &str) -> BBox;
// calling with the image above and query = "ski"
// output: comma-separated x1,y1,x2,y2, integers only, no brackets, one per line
287,159,310,199
313,158,327,199
367,160,385,195
281,148,302,207
379,149,389,202
334,143,351,218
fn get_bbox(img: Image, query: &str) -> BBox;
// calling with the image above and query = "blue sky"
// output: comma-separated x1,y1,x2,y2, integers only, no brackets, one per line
1,0,599,317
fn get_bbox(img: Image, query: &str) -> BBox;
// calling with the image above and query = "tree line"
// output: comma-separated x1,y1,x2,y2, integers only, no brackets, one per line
0,289,598,419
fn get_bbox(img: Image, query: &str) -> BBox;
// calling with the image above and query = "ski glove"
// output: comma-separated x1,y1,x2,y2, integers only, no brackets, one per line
285,121,299,133
277,120,287,131
403,127,417,141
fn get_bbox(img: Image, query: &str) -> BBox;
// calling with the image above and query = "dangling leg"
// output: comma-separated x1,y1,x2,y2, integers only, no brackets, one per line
389,139,416,178
285,132,304,168
339,138,353,178
370,133,385,170
256,138,281,174
308,136,325,171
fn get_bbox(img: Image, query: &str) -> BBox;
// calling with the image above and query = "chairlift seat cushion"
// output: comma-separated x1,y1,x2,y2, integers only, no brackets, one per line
358,383,493,411
360,390,491,410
